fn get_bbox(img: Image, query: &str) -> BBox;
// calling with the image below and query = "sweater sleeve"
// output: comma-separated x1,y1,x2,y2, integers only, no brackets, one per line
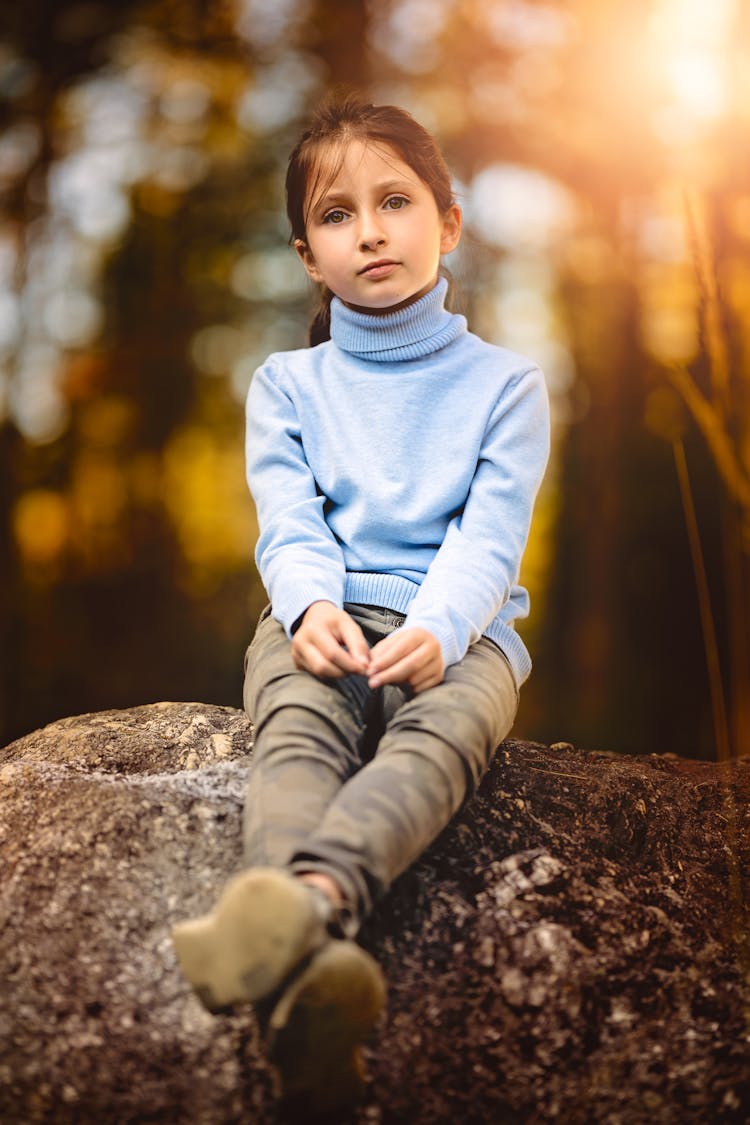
245,358,346,635
402,364,550,669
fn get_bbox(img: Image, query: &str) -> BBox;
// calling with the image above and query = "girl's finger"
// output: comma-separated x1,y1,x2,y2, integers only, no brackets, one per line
336,617,371,670
368,645,429,687
295,621,366,677
326,635,368,674
293,632,346,676
411,668,443,693
369,631,421,672
293,646,343,678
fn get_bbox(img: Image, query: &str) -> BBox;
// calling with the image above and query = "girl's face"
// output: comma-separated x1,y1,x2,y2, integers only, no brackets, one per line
295,140,461,314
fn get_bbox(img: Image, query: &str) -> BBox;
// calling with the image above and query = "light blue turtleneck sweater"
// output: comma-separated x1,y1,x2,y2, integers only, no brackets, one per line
245,278,550,686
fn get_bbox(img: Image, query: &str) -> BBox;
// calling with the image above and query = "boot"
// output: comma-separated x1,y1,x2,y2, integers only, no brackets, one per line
268,938,386,1120
171,867,331,1012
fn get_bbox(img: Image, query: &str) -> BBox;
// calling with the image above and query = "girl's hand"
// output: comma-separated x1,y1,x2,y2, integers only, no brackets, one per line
292,601,371,679
368,628,444,694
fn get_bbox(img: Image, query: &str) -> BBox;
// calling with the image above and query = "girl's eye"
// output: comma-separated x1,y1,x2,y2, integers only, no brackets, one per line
384,196,408,211
323,209,348,224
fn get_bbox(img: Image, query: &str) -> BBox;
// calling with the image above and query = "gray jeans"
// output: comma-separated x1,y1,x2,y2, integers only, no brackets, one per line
243,603,519,936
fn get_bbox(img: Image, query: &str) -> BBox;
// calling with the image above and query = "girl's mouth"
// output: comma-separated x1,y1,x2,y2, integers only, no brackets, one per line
359,260,400,279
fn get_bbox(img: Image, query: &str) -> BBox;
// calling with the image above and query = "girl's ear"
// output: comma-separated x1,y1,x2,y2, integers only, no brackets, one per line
294,239,324,283
440,204,462,255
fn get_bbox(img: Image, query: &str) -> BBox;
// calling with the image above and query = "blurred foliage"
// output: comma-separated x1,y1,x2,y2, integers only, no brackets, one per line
1,0,749,758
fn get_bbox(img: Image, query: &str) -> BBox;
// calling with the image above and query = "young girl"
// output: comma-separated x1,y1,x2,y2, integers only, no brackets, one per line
173,95,550,1118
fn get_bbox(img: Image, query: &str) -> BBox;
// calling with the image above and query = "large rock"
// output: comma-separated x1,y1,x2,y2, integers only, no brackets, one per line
1,702,748,1123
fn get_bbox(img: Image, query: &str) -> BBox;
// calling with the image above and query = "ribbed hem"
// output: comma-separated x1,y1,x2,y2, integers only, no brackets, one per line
344,572,418,615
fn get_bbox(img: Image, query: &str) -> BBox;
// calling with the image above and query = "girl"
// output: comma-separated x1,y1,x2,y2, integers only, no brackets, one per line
173,95,550,1118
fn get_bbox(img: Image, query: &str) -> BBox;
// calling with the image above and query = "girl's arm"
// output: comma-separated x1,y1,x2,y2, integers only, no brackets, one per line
379,364,550,676
246,358,349,638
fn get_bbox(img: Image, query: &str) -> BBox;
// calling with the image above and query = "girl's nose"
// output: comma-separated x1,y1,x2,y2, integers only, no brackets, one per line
358,213,386,251
360,235,385,250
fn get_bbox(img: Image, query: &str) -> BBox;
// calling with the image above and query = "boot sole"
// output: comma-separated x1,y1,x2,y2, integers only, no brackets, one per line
171,868,325,1012
268,939,387,1119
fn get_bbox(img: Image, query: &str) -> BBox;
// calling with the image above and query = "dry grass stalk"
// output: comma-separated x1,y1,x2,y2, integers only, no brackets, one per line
668,192,750,990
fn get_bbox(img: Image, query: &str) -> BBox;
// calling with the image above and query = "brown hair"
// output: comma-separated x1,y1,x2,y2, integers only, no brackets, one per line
286,93,456,345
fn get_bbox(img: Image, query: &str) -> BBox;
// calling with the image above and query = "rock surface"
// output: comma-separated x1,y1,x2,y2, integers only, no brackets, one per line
1,702,749,1123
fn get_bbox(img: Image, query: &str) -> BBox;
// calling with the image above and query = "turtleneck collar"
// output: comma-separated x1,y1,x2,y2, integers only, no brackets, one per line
329,276,467,363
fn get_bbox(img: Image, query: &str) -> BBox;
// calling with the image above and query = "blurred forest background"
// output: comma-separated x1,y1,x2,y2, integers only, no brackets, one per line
1,0,749,760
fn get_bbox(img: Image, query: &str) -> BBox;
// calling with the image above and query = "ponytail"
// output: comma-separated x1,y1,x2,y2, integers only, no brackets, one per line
309,287,333,346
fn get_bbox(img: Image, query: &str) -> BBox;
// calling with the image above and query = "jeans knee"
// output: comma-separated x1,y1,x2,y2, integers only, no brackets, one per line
383,700,497,789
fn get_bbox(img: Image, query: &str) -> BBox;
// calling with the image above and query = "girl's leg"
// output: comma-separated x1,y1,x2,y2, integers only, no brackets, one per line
242,607,376,877
173,607,389,1117
173,608,376,1007
173,607,384,1012
287,629,519,933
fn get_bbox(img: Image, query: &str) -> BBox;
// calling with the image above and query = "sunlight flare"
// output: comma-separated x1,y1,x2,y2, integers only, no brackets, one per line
648,0,737,123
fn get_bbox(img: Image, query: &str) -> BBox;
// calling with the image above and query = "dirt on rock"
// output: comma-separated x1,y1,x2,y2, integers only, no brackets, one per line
1,703,748,1124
